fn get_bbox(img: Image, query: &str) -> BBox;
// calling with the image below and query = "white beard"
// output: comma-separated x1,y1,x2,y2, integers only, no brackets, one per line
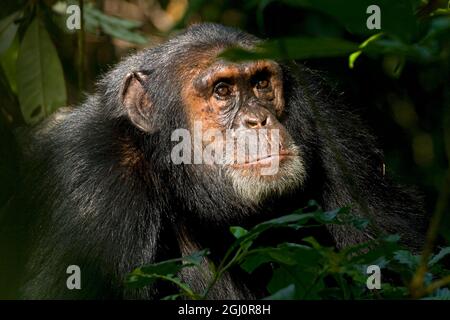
225,153,306,205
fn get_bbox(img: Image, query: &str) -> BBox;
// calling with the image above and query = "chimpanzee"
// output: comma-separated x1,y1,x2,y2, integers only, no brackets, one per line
0,23,425,299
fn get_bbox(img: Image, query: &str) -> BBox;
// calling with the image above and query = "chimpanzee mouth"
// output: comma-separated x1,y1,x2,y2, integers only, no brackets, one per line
231,150,295,167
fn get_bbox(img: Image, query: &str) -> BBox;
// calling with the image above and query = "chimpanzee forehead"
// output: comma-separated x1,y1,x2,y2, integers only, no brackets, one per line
194,60,281,89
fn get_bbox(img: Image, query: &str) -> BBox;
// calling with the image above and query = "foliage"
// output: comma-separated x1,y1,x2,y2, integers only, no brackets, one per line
125,202,450,300
16,18,67,124
82,3,148,44
1,0,448,123
0,0,148,125
219,0,449,78
0,0,449,300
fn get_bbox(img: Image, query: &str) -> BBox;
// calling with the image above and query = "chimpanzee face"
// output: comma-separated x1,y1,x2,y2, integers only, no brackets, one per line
121,51,306,204
181,57,306,204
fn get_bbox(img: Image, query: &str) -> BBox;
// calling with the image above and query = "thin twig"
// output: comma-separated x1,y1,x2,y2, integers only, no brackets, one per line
423,275,450,296
410,93,450,298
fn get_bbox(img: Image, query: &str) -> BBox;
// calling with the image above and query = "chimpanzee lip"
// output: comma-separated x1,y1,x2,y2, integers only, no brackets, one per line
231,151,294,167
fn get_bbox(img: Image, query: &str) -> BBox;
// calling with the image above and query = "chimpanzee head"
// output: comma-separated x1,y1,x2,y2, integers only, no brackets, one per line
119,24,308,206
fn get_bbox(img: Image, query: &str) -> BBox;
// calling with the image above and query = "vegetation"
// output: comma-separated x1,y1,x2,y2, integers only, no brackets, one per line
125,202,450,300
1,0,449,299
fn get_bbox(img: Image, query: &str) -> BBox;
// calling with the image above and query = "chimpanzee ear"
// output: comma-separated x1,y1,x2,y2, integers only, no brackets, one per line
121,71,154,132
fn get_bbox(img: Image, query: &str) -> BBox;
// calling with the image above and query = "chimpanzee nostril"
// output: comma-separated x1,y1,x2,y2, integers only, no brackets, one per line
261,117,267,127
244,114,268,129
246,119,259,128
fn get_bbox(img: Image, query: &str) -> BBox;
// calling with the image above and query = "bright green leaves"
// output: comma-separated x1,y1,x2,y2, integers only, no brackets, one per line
17,18,67,124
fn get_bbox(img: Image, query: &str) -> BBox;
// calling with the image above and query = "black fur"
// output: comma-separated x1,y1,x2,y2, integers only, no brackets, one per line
0,23,426,299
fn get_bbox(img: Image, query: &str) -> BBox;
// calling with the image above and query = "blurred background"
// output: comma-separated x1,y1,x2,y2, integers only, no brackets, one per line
0,0,449,242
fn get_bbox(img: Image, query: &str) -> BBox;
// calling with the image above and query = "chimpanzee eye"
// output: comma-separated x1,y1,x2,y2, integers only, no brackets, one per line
256,79,269,89
214,82,232,97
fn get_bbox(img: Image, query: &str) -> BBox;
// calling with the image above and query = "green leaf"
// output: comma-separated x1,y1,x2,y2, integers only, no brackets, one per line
247,212,312,235
0,34,19,93
17,18,67,124
161,293,183,300
183,249,209,265
84,11,100,32
230,226,248,239
350,235,400,265
361,38,433,62
241,243,322,273
393,250,420,269
279,0,417,41
423,288,450,300
240,251,274,273
384,234,401,243
314,207,341,223
268,265,324,299
126,261,184,289
230,204,344,253
139,260,184,277
302,236,323,250
86,6,143,29
350,217,370,230
421,16,450,43
84,5,148,45
429,247,450,266
99,20,147,45
263,284,296,300
349,51,362,69
272,243,322,265
125,249,208,289
221,37,359,62
125,272,156,288
348,33,383,68
0,11,20,54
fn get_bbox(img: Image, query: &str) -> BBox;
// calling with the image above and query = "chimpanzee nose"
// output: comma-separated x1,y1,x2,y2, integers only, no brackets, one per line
243,111,270,129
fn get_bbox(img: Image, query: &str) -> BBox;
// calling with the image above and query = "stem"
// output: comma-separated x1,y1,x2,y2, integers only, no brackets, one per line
201,244,245,299
411,170,450,298
201,235,260,299
411,92,450,298
140,273,200,300
158,275,200,300
423,275,450,296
